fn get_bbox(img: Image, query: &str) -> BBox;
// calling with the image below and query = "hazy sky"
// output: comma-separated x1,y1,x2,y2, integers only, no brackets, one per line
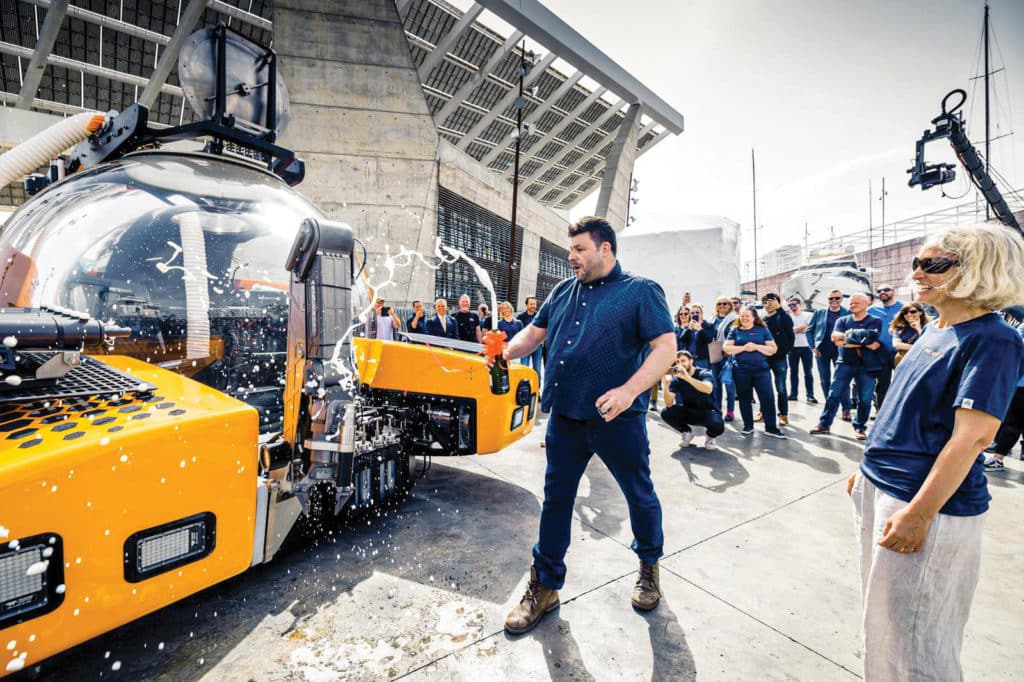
547,0,1024,265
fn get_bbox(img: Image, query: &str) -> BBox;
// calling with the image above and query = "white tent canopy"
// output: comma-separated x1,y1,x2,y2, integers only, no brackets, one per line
617,215,741,316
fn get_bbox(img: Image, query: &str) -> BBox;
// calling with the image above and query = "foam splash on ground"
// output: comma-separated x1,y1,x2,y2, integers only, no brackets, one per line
286,597,485,680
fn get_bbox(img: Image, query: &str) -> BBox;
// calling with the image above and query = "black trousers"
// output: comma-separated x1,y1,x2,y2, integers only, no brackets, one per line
874,361,894,411
992,386,1024,455
660,405,725,437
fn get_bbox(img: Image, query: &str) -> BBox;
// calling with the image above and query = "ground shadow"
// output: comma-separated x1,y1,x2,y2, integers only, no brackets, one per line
524,610,596,682
643,596,696,682
982,467,1024,488
724,430,844,475
15,461,542,681
671,447,750,493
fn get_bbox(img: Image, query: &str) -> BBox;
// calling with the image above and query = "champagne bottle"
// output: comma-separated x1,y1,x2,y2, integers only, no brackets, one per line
483,329,509,395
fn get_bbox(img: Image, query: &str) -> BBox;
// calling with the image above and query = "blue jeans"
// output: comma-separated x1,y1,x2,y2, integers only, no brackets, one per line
734,367,777,431
522,346,544,379
816,351,851,411
819,364,877,431
711,359,736,414
768,355,789,416
533,413,663,590
788,347,814,399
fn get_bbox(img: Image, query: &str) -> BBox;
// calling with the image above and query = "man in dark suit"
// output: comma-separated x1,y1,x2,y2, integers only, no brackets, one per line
424,298,458,340
805,289,851,419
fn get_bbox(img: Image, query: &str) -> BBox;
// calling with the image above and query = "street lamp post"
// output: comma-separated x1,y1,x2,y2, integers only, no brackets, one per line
507,43,534,308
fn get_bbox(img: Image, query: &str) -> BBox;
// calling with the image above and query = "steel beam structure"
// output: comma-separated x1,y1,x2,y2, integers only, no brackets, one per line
500,84,606,178
416,3,484,82
456,51,556,153
23,0,171,45
16,0,69,109
519,95,620,185
0,40,184,97
480,69,583,167
432,29,523,126
553,119,664,208
139,0,208,107
476,0,684,134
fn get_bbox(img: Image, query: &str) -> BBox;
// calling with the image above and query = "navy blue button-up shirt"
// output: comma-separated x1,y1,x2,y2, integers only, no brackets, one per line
533,262,673,419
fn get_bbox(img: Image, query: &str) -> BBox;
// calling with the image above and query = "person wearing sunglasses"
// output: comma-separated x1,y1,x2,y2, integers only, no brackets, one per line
868,284,906,411
805,290,852,420
787,298,816,403
709,296,738,421
889,302,930,367
849,224,1024,680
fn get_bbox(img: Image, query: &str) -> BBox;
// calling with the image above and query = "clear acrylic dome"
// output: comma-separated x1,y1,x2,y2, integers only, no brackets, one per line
0,151,326,431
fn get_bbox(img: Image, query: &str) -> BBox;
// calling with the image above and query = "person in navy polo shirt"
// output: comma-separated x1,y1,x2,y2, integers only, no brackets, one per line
806,290,851,419
724,306,786,438
495,216,676,635
810,293,882,439
517,296,544,376
661,349,724,450
848,224,1024,680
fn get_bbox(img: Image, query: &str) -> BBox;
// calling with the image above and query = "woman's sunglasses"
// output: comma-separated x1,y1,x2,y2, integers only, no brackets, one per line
905,310,921,315
912,256,960,274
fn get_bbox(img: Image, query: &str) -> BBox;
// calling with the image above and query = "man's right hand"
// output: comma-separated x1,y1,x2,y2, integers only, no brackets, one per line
484,347,511,369
813,348,820,357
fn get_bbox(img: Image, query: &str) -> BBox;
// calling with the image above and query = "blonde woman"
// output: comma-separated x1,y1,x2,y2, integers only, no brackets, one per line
849,224,1024,680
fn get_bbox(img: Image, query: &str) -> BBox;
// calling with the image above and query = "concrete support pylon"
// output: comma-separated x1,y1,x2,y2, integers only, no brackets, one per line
594,102,642,231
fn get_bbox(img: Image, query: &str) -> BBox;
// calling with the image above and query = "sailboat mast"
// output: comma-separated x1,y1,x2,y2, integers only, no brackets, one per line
984,2,991,220
752,148,758,298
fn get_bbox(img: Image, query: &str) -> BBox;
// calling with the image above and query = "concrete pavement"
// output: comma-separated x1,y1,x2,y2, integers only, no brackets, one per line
20,399,1024,680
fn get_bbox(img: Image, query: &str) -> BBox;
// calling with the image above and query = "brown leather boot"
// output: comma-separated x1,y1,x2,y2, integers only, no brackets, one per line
631,561,661,611
504,567,560,635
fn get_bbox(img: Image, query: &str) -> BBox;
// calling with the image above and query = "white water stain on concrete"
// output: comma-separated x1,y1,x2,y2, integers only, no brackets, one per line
285,576,486,681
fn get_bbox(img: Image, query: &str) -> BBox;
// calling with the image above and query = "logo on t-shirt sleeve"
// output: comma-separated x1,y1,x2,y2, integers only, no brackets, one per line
961,398,975,409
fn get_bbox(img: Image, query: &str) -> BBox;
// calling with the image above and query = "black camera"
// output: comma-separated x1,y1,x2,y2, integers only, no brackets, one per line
381,306,391,315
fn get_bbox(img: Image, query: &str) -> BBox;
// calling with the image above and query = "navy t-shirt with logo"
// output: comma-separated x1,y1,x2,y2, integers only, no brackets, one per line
726,325,774,372
668,368,715,410
533,263,673,419
861,313,1024,516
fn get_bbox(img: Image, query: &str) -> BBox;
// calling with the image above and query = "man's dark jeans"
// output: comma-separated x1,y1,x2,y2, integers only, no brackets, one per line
819,364,876,432
816,350,850,412
768,355,789,416
533,413,663,590
788,347,814,400
661,405,725,437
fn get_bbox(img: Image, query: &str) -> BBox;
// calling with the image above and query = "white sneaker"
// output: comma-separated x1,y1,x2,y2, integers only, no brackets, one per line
680,431,694,448
704,437,716,450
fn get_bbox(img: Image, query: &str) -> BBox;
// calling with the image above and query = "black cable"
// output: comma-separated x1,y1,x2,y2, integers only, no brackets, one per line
353,236,368,280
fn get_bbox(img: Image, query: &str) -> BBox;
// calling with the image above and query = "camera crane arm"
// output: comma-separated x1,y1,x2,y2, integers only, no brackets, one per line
907,89,1021,235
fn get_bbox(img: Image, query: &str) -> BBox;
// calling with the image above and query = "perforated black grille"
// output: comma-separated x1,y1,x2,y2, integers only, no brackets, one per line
0,353,155,404
536,238,571,305
436,187,523,306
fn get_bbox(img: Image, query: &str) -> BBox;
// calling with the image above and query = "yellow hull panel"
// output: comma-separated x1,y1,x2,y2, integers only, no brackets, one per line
353,338,537,454
0,356,259,673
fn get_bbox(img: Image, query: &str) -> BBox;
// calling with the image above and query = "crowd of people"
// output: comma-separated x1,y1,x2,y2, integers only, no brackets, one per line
368,292,546,372
368,215,1024,680
649,281,1020,459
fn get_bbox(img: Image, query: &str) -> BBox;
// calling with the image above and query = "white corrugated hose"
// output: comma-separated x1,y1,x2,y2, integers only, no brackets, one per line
0,112,106,188
173,211,212,361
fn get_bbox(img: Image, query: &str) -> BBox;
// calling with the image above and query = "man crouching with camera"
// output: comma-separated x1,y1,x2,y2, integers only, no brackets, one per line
661,350,724,450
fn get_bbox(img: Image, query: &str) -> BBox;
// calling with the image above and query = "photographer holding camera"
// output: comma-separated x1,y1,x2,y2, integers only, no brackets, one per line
661,350,724,450
373,298,401,341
